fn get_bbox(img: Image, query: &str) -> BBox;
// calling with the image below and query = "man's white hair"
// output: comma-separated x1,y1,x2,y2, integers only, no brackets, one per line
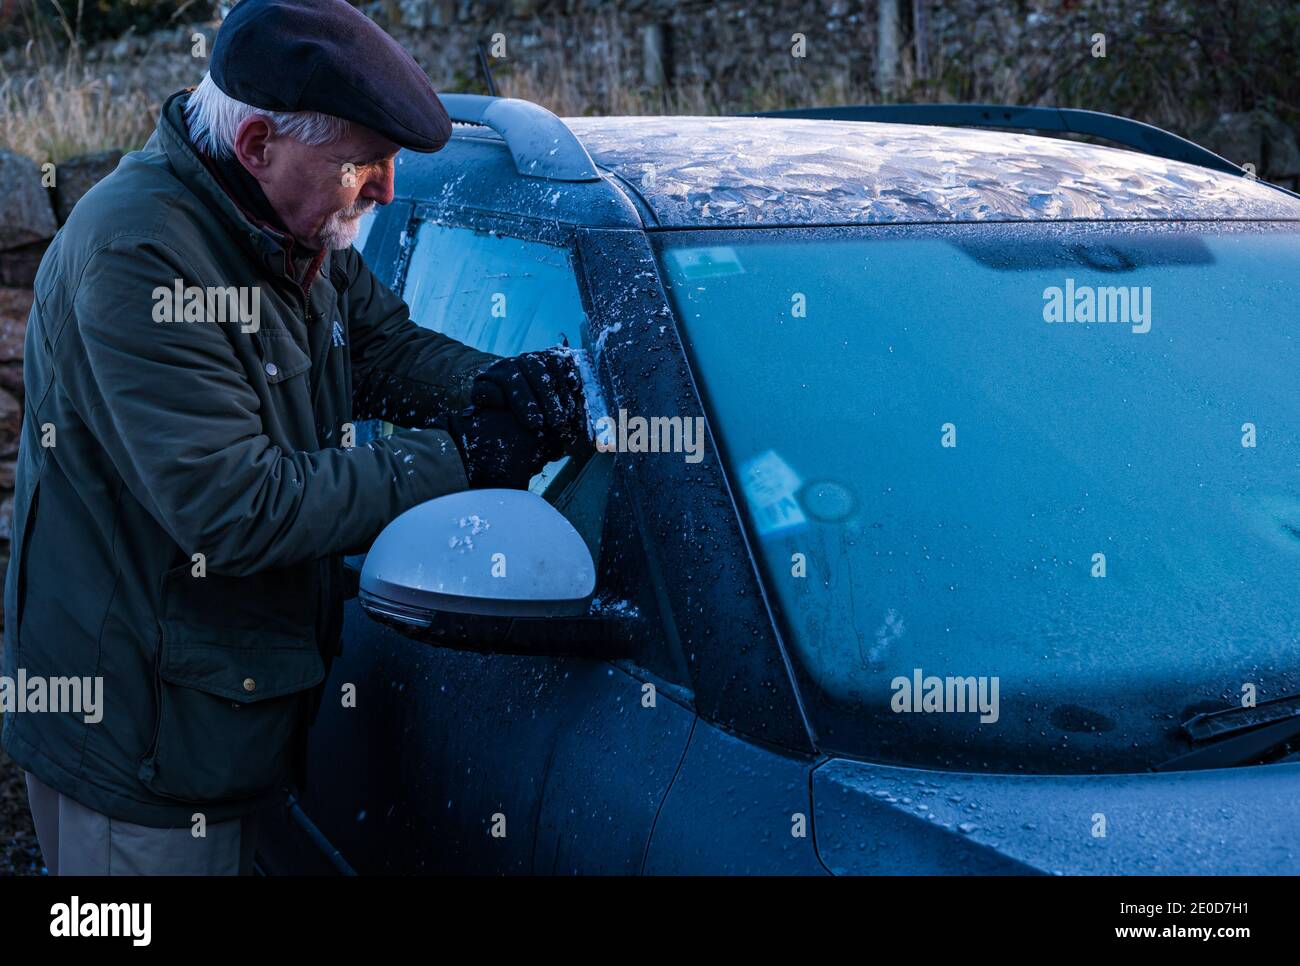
185,72,351,159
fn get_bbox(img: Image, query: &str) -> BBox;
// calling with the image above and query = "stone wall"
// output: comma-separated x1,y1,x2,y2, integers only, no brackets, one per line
2,1,882,113
4,1,1298,170
367,0,879,108
5,1,1296,173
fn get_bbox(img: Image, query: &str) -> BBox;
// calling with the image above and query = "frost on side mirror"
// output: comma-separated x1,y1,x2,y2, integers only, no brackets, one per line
359,489,596,628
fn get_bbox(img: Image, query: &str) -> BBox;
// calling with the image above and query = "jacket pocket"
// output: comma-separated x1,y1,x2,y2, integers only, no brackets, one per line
137,619,325,804
256,329,312,384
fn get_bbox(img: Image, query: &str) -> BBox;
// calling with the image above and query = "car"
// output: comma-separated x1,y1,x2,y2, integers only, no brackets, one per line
253,95,1300,875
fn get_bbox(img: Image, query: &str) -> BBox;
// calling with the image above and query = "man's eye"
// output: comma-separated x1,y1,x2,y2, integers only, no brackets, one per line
342,157,393,176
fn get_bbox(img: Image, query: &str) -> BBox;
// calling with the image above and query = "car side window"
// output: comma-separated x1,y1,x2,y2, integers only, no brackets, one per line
395,219,691,693
398,221,589,494
403,222,586,355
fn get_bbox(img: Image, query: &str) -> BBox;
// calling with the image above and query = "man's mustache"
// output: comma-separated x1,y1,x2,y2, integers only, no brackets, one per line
340,199,376,220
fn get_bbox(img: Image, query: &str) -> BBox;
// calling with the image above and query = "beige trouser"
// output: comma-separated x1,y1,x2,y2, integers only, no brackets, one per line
24,771,259,875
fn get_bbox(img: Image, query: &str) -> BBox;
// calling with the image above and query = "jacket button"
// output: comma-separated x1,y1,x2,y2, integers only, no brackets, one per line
243,677,257,693
265,362,279,377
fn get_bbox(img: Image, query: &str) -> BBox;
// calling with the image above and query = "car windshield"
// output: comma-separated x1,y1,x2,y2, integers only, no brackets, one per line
654,220,1300,774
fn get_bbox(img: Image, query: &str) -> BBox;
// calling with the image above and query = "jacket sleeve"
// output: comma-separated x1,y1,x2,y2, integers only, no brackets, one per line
342,247,499,426
60,236,470,576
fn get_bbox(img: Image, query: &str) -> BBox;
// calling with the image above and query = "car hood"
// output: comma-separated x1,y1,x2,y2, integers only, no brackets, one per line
813,757,1300,874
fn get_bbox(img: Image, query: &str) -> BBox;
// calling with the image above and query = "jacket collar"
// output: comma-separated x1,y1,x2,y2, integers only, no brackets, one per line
156,89,329,294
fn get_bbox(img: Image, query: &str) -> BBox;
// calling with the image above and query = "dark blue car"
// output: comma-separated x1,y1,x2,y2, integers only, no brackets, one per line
256,96,1300,875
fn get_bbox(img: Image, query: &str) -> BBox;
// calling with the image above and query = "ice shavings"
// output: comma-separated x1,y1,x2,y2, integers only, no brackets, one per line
561,345,610,444
448,514,490,553
587,593,641,619
592,320,623,359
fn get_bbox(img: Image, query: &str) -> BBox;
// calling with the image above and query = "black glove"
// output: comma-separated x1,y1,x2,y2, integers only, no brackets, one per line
470,349,587,448
438,406,562,490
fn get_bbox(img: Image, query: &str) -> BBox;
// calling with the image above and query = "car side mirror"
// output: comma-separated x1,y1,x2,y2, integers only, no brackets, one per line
359,489,596,629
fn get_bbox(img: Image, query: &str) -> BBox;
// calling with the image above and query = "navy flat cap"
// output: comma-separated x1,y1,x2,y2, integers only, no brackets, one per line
210,0,451,152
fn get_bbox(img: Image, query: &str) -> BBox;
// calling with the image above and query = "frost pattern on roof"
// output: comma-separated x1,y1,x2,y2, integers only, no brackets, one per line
563,116,1300,226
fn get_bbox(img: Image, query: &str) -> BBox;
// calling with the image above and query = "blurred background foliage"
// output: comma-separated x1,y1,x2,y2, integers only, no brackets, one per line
0,0,1297,179
6,0,217,47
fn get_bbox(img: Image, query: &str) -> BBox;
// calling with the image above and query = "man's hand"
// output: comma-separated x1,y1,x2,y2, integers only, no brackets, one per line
470,349,588,447
439,406,564,490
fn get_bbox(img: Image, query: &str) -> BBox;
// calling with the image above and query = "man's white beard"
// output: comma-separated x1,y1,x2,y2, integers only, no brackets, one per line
316,199,375,250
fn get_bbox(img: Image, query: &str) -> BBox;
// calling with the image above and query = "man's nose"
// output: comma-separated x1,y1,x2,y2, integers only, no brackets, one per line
361,163,395,206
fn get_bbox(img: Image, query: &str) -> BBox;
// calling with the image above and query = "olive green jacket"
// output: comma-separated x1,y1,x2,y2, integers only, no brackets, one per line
1,90,495,826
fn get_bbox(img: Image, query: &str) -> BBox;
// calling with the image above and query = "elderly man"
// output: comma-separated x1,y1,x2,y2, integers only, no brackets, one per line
1,0,587,875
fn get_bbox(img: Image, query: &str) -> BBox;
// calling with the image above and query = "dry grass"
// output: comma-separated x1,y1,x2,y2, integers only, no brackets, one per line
0,1,169,165
0,56,156,163
502,65,881,119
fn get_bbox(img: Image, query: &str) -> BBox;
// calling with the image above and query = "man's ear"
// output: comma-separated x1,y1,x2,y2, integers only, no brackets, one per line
232,115,276,180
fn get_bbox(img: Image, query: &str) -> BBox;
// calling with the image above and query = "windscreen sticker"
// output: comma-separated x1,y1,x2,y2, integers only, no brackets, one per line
739,449,808,537
667,246,746,279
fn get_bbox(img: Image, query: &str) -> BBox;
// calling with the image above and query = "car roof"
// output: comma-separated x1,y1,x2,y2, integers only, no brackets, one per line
395,115,1300,229
568,116,1300,226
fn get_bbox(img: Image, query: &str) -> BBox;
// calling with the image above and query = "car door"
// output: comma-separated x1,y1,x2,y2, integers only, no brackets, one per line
259,202,696,874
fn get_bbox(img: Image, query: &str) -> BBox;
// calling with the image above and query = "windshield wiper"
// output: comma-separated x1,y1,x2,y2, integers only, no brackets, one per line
1154,692,1300,772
